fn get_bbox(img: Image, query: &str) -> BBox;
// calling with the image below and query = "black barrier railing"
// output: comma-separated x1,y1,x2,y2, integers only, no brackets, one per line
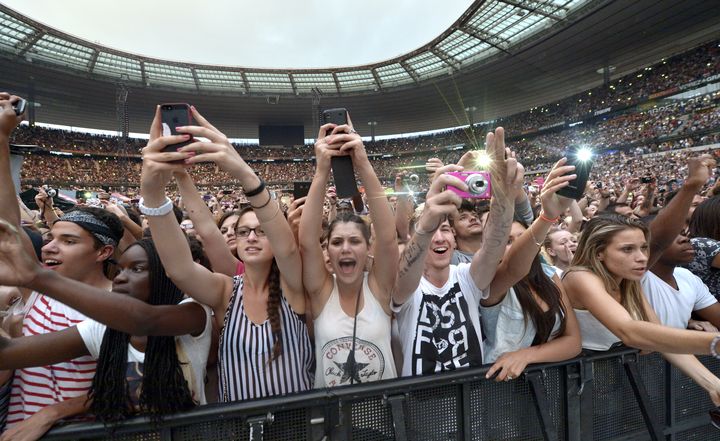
38,347,720,441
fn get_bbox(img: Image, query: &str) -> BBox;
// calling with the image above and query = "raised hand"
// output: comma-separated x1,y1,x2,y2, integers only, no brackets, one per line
140,106,194,192
417,164,466,233
486,128,524,202
686,154,716,187
176,107,250,178
0,93,24,139
0,218,41,287
539,158,577,219
314,123,345,172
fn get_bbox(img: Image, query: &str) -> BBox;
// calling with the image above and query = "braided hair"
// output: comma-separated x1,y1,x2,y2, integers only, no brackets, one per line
266,259,283,363
235,206,285,364
88,239,196,424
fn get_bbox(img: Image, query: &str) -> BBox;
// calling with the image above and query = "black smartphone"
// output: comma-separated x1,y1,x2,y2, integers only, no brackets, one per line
160,103,194,152
12,98,27,116
293,181,311,199
557,148,594,200
640,176,653,184
321,108,358,198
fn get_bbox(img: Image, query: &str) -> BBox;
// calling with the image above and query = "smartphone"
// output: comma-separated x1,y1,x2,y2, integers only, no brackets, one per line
160,103,194,152
557,148,594,200
321,108,358,198
293,181,311,199
640,177,653,184
13,98,27,116
222,190,233,195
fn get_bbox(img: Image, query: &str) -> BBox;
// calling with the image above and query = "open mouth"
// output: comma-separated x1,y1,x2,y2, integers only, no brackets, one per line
245,247,262,254
432,247,449,255
338,258,357,274
43,259,62,269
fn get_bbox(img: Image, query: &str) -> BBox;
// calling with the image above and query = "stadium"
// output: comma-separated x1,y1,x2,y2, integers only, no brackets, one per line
0,0,720,439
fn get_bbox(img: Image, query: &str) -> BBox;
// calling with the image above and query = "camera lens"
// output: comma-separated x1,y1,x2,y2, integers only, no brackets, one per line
47,189,57,197
408,174,420,185
466,175,487,194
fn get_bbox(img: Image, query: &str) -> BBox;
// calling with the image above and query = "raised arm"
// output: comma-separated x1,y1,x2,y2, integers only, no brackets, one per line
393,165,466,305
470,128,524,291
326,118,399,301
174,169,239,276
0,93,36,260
298,124,339,313
0,327,89,370
486,158,575,304
179,107,304,304
648,156,713,267
0,219,207,337
140,107,230,314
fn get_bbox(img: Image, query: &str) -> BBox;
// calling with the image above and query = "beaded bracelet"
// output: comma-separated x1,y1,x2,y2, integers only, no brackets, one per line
711,334,720,359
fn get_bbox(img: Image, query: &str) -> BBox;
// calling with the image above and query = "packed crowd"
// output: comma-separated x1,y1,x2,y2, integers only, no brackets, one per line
0,39,720,441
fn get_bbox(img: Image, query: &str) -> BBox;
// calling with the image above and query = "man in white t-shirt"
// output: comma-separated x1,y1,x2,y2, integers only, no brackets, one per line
644,232,720,330
392,129,523,377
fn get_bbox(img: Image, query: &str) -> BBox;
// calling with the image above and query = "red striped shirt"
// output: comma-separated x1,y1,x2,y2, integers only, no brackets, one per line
7,293,97,428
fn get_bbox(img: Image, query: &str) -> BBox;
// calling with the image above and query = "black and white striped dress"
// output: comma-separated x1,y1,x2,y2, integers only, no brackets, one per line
0,376,10,432
218,276,314,402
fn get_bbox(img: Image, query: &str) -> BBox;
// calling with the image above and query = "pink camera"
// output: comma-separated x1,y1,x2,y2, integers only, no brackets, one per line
446,171,492,199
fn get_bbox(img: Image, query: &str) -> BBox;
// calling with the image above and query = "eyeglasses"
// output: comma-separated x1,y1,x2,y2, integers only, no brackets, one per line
235,226,266,238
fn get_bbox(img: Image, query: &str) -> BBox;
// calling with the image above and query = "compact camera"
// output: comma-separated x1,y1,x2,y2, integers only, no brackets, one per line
42,185,57,198
446,171,492,199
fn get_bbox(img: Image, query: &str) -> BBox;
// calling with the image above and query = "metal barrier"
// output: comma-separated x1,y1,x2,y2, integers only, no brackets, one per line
40,347,720,441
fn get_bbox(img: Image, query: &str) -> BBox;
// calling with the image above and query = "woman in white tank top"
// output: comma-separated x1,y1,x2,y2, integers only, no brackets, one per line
300,116,399,387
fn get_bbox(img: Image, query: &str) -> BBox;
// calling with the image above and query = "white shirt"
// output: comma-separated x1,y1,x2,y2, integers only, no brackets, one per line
642,268,717,329
76,299,213,405
392,263,487,377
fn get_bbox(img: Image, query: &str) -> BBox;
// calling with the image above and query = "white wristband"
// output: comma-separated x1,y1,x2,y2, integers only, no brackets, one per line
138,197,173,217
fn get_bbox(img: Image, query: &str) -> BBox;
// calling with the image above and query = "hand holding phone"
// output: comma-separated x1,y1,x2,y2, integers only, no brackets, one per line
321,108,358,198
160,103,194,153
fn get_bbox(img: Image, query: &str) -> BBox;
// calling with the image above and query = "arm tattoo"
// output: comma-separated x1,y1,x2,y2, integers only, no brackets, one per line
398,236,427,279
481,200,512,253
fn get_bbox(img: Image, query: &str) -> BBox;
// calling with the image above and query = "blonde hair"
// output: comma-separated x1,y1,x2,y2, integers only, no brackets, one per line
567,215,649,321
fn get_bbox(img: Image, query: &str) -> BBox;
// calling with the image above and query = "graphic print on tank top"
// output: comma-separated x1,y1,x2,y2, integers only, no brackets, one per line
319,337,385,387
412,281,483,375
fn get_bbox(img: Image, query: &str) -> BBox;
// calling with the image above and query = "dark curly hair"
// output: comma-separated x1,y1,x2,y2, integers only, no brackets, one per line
88,239,196,424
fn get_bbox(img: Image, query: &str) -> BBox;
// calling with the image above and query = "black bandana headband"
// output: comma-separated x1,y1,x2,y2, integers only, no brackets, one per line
58,210,119,247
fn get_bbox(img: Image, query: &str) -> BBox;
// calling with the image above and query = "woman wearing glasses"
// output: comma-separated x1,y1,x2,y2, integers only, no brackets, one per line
140,106,313,401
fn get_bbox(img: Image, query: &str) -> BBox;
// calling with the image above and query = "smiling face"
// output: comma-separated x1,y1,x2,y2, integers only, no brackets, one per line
424,220,456,270
41,221,112,281
234,211,273,264
112,244,151,302
598,228,649,282
327,221,369,284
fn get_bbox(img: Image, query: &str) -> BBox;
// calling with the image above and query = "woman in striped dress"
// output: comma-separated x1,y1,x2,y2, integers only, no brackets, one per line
140,106,313,401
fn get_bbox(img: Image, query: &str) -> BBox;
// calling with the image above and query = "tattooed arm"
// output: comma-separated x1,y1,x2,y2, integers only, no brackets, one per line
469,128,525,291
393,166,467,305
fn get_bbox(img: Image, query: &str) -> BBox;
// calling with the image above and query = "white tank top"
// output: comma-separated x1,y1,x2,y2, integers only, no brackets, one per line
314,273,397,388
574,309,622,351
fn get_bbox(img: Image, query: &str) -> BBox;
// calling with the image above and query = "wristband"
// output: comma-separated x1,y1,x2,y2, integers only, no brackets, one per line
539,211,559,223
138,197,173,217
250,191,273,210
245,180,266,197
711,334,720,359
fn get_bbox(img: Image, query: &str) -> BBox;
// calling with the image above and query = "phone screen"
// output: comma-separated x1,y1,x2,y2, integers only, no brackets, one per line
293,181,311,199
160,103,194,152
321,108,358,198
556,149,594,200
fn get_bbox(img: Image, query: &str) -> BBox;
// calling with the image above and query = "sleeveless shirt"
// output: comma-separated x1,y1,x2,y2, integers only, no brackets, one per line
314,273,397,388
218,276,314,401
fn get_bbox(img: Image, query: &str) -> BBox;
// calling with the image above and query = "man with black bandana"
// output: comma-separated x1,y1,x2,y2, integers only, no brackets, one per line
0,93,123,431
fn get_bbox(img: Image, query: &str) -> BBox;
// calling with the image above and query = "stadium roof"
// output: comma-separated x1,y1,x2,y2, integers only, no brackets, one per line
0,0,590,95
1,0,719,138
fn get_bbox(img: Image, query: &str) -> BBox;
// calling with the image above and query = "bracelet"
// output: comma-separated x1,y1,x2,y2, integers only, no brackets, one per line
529,223,544,248
258,202,282,223
711,335,720,359
249,190,272,210
138,197,173,217
244,180,266,197
539,211,559,223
